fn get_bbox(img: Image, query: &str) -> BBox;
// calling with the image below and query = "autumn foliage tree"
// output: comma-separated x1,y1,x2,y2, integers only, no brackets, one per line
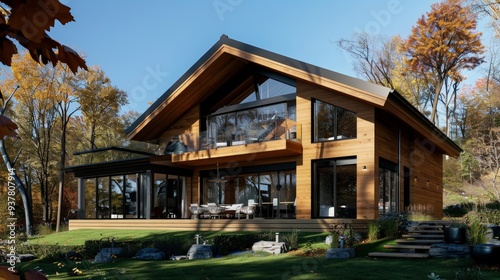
0,0,87,73
401,0,485,126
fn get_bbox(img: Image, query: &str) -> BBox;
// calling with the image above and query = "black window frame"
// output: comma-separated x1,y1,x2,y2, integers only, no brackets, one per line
312,99,357,143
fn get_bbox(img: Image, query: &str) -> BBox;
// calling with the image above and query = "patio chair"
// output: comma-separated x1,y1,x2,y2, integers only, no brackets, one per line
208,206,224,219
239,204,256,219
189,204,204,219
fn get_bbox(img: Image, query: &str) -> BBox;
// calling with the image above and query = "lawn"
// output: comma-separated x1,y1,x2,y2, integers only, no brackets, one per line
8,230,500,280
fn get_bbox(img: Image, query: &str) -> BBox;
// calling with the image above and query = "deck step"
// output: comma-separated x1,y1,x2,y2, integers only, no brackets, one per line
406,230,443,234
395,239,443,244
401,234,444,239
383,244,431,250
368,252,429,258
412,225,445,230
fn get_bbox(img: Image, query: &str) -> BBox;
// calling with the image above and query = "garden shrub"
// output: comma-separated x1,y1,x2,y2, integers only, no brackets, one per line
149,236,191,256
329,223,357,248
466,216,488,245
443,202,476,218
378,213,409,238
367,220,380,241
485,200,500,210
18,243,82,261
212,233,261,256
280,229,300,251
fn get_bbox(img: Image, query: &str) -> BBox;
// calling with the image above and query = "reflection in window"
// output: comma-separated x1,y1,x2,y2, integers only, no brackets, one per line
111,175,124,218
379,159,398,215
125,174,138,218
240,77,296,104
207,102,293,146
152,174,183,218
152,174,167,218
313,158,357,218
313,99,356,142
201,170,296,218
97,177,110,218
84,179,96,218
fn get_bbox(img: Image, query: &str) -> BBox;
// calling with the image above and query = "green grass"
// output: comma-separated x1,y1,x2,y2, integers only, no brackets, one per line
7,230,500,280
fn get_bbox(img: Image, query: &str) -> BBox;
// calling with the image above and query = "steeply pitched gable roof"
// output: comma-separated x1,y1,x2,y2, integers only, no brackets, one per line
126,34,461,157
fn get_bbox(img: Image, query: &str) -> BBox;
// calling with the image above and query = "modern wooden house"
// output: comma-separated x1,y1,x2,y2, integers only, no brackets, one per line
66,35,461,232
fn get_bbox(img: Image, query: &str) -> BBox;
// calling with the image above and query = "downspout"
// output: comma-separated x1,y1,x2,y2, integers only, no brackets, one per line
398,126,401,212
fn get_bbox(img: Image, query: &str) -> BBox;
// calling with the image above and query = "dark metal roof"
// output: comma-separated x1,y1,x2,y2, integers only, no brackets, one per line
124,34,461,156
125,34,391,135
64,157,192,178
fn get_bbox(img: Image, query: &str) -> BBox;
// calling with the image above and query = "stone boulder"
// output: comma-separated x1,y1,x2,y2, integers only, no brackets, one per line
94,247,123,263
134,248,165,260
187,244,213,259
325,248,355,259
251,241,286,255
429,244,469,259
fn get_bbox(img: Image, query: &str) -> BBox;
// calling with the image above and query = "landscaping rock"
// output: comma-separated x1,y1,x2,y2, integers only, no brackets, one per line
429,244,469,259
325,235,333,246
134,248,165,260
16,254,36,262
487,239,500,246
187,244,213,259
325,248,355,259
251,241,286,255
94,247,123,263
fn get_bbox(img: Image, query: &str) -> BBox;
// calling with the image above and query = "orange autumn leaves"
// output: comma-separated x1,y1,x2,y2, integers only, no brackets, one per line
0,0,87,73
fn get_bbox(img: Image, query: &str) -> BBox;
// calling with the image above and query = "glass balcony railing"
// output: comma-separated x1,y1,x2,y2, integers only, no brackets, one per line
161,122,302,156
201,117,301,150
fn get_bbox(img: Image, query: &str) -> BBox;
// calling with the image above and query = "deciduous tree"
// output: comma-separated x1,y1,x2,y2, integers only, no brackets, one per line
73,66,128,163
401,0,485,126
0,0,87,73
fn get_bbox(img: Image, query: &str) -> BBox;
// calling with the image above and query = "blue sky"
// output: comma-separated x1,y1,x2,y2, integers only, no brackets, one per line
49,0,491,114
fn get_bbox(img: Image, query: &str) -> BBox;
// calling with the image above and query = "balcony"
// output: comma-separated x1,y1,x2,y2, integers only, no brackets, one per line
167,121,302,167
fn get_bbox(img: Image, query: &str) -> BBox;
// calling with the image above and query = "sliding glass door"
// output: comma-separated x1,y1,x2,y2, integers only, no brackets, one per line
313,158,357,218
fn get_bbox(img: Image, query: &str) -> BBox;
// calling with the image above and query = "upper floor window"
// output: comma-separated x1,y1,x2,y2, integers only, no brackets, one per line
313,99,356,142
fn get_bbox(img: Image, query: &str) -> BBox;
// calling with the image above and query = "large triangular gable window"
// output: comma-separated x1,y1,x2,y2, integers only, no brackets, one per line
201,70,296,147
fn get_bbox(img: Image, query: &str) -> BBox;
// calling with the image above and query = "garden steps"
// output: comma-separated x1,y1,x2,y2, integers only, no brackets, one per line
383,244,431,250
394,239,444,244
401,234,444,239
368,252,429,258
368,221,448,259
405,230,443,234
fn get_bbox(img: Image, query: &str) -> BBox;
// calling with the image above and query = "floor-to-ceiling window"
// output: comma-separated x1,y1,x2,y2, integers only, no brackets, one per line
97,177,110,218
151,174,184,218
313,157,357,218
379,158,399,215
200,164,296,218
84,178,96,218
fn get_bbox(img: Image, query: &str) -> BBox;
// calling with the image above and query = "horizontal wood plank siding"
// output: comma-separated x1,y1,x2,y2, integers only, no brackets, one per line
296,81,376,220
375,109,444,219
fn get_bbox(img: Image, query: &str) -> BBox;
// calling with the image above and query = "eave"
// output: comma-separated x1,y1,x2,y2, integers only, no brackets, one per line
385,91,462,157
126,35,390,142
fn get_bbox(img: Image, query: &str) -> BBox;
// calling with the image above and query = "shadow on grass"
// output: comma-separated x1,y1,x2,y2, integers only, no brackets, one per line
14,251,498,280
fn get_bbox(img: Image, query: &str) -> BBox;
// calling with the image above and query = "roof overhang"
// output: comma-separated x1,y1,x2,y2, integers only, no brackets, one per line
385,91,462,157
126,34,461,158
126,35,390,142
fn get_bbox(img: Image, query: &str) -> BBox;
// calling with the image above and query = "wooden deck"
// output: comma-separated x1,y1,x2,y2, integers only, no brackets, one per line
69,218,368,233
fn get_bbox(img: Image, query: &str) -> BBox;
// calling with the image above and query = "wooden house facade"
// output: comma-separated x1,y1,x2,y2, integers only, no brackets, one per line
67,35,461,230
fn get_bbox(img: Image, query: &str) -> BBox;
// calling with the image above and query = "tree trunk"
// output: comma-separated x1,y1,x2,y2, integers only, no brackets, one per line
56,121,67,232
0,140,33,236
430,79,443,125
